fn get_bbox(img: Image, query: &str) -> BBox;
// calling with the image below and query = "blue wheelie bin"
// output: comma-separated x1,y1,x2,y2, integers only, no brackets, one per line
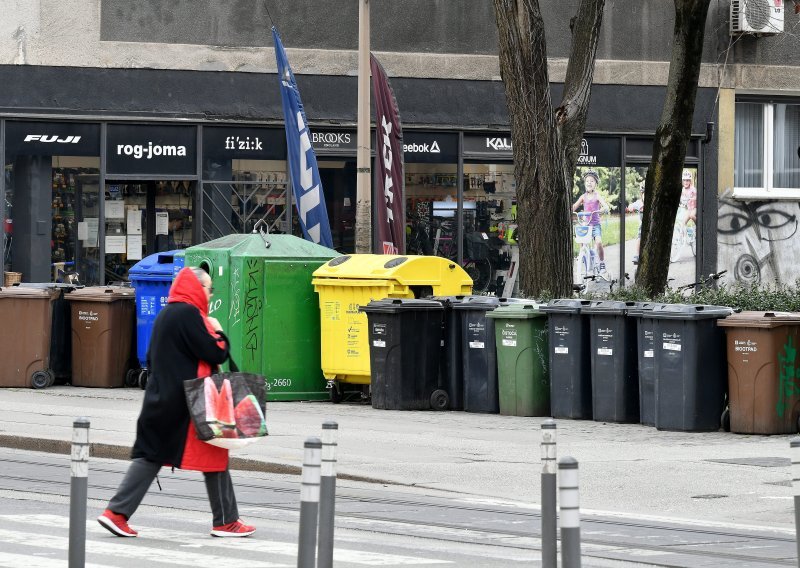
128,250,181,389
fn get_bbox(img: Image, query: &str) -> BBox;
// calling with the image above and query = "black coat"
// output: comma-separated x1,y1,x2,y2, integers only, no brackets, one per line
131,271,230,469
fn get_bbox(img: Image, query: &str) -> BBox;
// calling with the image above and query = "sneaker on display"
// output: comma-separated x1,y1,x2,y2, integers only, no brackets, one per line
210,519,256,537
97,509,138,537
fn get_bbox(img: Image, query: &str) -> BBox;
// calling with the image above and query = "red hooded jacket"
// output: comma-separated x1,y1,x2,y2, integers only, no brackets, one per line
131,267,230,472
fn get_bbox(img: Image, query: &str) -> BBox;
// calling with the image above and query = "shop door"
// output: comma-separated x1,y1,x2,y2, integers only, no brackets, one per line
103,180,195,283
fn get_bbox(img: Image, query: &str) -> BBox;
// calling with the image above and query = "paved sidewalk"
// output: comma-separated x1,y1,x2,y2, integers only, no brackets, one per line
0,386,795,532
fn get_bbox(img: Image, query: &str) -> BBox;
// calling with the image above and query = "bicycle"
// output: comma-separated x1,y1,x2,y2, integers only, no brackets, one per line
670,208,697,263
573,212,609,282
408,216,494,293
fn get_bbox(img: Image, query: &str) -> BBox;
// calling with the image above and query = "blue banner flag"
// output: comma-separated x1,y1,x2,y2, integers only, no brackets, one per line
272,27,333,248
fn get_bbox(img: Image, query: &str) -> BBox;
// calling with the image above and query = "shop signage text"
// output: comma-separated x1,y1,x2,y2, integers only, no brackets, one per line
578,138,596,165
115,142,187,160
106,124,196,176
224,136,263,151
403,132,458,163
24,134,82,144
486,137,512,151
311,130,356,154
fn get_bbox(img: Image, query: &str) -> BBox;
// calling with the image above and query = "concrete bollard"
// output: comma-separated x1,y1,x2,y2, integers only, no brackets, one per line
69,417,90,568
791,438,800,567
559,456,581,568
297,437,322,568
317,421,339,568
541,419,557,568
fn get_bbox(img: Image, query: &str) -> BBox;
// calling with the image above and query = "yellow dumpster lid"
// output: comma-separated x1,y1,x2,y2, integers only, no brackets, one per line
312,254,472,288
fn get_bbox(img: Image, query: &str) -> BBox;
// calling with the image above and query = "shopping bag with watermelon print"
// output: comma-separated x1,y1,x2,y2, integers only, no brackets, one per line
184,370,268,450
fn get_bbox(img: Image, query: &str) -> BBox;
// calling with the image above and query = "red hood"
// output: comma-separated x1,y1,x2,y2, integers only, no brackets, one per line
168,268,208,315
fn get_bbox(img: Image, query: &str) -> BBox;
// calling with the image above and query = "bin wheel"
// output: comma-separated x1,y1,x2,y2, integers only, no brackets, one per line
721,407,731,432
329,382,342,404
31,370,50,390
45,369,56,388
125,368,139,388
138,369,149,390
430,389,450,411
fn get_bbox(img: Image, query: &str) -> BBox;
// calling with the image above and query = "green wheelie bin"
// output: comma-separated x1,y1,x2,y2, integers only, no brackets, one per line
183,229,339,401
487,303,549,417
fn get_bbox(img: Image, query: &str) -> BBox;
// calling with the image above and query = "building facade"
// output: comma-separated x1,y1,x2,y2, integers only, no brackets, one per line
0,0,797,291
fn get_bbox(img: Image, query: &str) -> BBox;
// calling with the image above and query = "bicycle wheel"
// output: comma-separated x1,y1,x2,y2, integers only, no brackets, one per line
463,258,492,293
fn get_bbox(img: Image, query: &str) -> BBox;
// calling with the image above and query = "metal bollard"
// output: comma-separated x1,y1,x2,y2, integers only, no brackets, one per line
69,418,90,568
791,438,800,567
541,420,557,568
297,437,322,568
317,421,339,568
559,456,581,568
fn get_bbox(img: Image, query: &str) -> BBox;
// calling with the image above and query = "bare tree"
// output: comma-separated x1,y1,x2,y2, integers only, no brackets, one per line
493,0,605,297
635,0,712,295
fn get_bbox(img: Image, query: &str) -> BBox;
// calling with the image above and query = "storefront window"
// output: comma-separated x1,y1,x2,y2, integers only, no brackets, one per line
624,165,698,289
201,127,288,241
3,121,100,284
105,123,197,282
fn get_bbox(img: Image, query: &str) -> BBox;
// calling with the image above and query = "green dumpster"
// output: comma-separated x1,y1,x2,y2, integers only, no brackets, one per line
487,303,549,417
183,231,339,401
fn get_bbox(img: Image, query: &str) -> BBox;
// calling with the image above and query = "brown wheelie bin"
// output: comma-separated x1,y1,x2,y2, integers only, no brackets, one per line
66,286,135,387
718,311,800,434
0,285,60,388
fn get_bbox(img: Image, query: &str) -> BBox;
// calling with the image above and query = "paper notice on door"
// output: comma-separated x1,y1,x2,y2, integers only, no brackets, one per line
77,222,88,240
104,200,125,219
105,235,126,254
127,235,143,260
84,218,99,247
155,211,169,235
127,208,142,235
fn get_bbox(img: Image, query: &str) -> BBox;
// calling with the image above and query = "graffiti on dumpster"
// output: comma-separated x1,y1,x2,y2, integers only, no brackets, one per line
777,335,798,418
244,259,262,360
230,265,241,327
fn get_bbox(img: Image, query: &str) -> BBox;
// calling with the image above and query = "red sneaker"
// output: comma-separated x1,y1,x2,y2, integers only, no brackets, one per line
210,519,256,537
97,509,138,537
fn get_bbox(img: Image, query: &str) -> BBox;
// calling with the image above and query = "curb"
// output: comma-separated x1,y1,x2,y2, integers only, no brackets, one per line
0,434,387,485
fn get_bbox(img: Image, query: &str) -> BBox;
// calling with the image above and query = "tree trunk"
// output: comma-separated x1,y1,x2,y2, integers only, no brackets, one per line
493,0,604,298
635,0,711,295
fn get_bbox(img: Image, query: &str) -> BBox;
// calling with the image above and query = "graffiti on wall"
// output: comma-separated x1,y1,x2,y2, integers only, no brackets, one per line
717,189,800,285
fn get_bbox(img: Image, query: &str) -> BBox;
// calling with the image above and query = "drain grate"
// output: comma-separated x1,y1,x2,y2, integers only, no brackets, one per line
706,457,789,468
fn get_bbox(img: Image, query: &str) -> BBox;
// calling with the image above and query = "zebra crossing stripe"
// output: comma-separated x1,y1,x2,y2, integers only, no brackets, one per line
0,551,109,568
0,515,452,566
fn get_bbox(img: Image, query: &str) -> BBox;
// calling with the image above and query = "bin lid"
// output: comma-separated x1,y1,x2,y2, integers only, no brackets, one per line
359,298,445,314
65,286,136,302
581,300,640,316
717,311,800,329
486,303,545,319
539,298,591,314
16,282,81,291
627,302,668,317
190,233,339,261
451,295,521,312
129,249,182,279
0,285,59,299
648,303,734,320
312,254,472,290
430,295,468,307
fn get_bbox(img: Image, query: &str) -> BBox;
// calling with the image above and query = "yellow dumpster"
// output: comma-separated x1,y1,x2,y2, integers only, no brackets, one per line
312,254,472,401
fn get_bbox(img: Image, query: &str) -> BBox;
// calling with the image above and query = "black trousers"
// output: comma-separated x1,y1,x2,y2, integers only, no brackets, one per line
107,457,239,527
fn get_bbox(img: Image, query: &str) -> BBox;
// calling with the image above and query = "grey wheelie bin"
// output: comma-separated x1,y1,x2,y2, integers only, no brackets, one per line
431,296,467,410
649,304,733,432
361,299,445,410
540,299,592,419
582,301,640,423
628,302,667,427
453,296,527,413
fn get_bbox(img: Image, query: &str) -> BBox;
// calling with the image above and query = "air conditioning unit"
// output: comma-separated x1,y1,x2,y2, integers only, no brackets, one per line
731,0,784,34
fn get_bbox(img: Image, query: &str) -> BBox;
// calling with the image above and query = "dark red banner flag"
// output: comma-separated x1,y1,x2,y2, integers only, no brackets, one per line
370,54,405,255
